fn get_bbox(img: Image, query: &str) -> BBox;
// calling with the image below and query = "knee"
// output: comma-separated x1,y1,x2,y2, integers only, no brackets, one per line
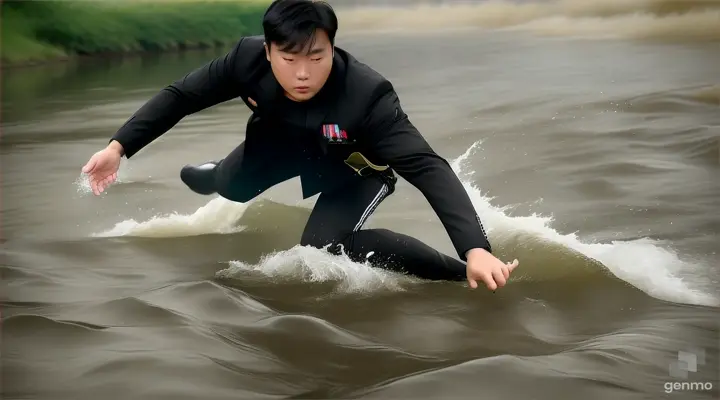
216,184,255,203
300,230,351,255
300,231,336,249
215,170,256,203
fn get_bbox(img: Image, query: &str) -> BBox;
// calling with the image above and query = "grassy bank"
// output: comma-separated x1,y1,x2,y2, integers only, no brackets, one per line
1,0,270,67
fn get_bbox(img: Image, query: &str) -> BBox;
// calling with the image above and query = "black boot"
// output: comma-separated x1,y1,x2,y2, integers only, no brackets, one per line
180,160,221,195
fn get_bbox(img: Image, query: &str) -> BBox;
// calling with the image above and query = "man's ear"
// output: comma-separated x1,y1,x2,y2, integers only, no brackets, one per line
264,42,270,62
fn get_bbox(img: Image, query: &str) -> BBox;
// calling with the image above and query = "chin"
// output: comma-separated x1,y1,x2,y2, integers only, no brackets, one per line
288,90,317,102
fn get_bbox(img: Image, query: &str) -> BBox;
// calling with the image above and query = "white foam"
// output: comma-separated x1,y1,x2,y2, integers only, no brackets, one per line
92,196,248,238
216,244,412,293
89,141,718,306
451,142,719,307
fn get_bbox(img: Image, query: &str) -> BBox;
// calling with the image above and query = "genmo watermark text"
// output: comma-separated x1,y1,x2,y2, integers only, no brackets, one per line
663,381,714,394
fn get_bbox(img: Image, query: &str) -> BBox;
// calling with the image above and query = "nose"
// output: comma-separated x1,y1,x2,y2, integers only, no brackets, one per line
296,63,309,81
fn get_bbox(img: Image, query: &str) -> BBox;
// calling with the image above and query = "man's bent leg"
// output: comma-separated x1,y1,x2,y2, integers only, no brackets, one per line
300,174,467,281
181,140,301,203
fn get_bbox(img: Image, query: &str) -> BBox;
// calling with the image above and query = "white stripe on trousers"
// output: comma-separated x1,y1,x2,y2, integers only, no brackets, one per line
353,183,389,232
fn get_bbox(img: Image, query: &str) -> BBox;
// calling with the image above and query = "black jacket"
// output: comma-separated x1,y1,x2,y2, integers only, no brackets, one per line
111,36,492,259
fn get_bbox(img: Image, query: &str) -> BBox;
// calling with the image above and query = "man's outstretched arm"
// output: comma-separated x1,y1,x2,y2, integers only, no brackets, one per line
361,83,491,261
361,83,520,290
111,38,248,158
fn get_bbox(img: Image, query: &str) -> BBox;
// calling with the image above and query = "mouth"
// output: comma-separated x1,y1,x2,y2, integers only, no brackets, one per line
295,86,310,93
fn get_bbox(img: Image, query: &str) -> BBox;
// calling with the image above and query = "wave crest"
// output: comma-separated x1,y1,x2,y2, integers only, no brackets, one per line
91,141,718,307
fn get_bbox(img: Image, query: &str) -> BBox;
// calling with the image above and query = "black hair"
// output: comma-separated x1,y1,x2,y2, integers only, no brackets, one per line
262,0,338,54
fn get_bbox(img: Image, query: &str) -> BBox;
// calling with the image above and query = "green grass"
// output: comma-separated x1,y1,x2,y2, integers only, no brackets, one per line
1,0,270,66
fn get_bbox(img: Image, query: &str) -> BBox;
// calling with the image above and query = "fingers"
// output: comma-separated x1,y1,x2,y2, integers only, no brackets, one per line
482,272,497,291
496,260,519,289
90,176,101,196
467,273,492,290
501,264,510,280
467,274,496,291
102,174,115,188
492,268,506,289
468,259,520,292
83,155,101,195
467,277,478,289
98,178,112,194
88,173,117,196
507,259,519,272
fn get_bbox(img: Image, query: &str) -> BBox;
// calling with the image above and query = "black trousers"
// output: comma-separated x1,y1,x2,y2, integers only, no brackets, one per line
213,140,467,281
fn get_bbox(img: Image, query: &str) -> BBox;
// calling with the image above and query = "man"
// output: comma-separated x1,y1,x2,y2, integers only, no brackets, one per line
81,0,518,291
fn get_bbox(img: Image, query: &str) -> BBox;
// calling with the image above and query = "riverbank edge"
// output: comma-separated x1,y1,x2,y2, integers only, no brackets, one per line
1,44,235,70
1,0,270,69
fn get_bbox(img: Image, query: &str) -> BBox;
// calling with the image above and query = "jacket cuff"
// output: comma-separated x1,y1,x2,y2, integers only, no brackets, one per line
455,216,492,261
109,134,136,159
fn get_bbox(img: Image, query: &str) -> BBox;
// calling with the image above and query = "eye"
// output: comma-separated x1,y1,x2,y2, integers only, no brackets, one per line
283,57,294,62
311,57,322,62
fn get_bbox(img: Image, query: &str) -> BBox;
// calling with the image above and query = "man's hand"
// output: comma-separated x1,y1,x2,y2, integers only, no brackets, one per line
465,248,519,291
81,140,124,196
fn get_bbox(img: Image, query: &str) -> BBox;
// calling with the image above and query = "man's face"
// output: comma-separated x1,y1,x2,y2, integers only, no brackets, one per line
265,29,334,102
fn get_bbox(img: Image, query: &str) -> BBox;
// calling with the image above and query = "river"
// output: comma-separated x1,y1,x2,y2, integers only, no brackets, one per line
2,1,719,399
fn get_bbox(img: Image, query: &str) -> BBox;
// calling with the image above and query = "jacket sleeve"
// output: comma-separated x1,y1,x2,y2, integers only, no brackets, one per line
362,83,492,261
110,38,248,158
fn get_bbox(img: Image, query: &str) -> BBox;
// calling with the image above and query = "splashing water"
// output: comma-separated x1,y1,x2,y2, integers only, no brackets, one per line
450,142,718,307
74,160,134,195
217,244,413,294
90,141,718,306
93,197,249,238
